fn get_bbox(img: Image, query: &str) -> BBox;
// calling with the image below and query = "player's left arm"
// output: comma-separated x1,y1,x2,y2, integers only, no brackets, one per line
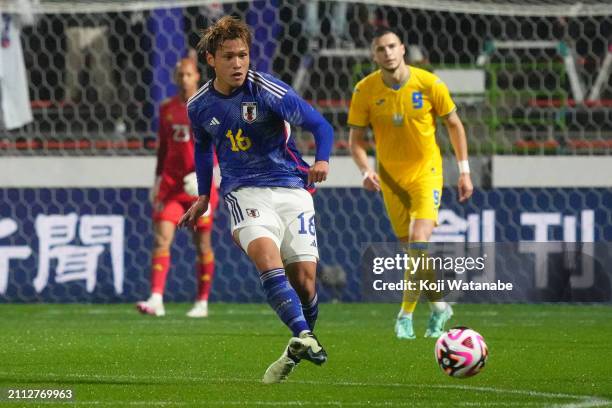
179,109,214,230
430,77,474,202
443,111,473,202
151,106,169,203
269,87,334,184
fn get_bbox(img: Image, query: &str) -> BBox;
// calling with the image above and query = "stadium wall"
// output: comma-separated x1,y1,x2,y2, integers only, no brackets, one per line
1,157,611,303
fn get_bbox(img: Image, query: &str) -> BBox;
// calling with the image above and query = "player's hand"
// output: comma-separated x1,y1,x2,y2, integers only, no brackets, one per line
458,173,474,202
308,161,329,184
362,170,381,192
178,195,210,230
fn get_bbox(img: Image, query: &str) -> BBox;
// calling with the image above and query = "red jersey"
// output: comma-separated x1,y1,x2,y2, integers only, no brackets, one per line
155,95,218,206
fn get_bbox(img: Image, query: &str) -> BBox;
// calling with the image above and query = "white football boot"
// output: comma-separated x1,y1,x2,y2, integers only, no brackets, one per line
186,300,209,318
262,345,299,384
136,293,165,317
263,332,327,384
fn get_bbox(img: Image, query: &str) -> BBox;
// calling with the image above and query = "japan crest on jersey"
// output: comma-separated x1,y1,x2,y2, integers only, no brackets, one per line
242,102,258,123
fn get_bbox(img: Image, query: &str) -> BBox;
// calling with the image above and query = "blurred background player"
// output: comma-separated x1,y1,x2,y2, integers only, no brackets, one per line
137,58,219,318
304,0,352,50
179,16,333,383
348,27,473,339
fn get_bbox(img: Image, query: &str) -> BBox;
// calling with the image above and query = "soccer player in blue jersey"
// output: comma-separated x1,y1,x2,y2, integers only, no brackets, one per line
178,16,333,384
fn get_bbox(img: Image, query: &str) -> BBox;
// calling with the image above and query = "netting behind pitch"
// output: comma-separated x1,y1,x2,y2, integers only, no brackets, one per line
2,0,612,155
1,186,611,303
1,1,611,304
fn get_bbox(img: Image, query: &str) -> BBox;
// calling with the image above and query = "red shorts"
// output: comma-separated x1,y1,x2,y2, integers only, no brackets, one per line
153,199,214,232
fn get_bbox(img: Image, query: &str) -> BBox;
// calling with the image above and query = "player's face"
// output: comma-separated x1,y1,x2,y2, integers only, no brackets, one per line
207,38,250,93
372,33,406,73
175,61,200,95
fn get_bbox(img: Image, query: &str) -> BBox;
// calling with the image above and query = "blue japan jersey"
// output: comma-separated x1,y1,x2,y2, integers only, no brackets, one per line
188,70,333,197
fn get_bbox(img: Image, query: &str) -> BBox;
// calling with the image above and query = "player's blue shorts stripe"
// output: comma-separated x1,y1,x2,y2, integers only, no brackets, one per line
225,194,240,225
227,193,244,222
225,193,244,223
225,197,235,225
227,195,241,224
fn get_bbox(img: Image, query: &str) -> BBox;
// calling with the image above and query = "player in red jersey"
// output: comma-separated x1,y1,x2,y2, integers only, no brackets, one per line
137,58,219,318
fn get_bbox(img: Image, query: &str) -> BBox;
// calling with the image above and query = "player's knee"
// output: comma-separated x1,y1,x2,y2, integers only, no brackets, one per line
153,232,172,251
285,260,317,296
293,269,315,288
196,241,213,256
410,222,434,242
287,261,316,279
410,231,430,242
197,247,214,261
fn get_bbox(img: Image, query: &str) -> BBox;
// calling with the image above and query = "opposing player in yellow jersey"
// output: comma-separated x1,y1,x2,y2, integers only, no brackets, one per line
348,27,473,339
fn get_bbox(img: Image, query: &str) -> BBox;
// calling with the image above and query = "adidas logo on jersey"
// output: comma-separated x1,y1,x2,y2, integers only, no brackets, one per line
311,240,318,248
209,117,220,126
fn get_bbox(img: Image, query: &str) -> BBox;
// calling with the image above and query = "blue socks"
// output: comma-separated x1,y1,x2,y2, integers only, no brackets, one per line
302,293,319,331
260,268,310,337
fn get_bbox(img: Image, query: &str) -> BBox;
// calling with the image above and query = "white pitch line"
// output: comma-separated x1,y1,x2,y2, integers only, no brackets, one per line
553,399,612,408
296,379,605,402
1,371,610,406
459,404,547,407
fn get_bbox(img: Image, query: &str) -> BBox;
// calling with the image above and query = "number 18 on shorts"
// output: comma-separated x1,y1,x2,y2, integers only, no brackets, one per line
225,187,319,265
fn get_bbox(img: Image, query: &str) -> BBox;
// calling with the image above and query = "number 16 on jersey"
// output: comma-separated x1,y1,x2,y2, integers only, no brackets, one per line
226,129,252,152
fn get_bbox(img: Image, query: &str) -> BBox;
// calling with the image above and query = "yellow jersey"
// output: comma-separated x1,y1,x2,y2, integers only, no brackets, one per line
347,67,456,184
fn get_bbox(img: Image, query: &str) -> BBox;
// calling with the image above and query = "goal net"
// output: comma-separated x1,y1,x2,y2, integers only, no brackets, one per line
3,0,611,154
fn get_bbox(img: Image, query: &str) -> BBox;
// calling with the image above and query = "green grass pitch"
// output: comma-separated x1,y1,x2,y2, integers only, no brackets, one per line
0,303,610,407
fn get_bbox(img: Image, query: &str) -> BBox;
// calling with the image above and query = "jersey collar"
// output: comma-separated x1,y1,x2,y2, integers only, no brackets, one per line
380,65,411,91
209,77,248,99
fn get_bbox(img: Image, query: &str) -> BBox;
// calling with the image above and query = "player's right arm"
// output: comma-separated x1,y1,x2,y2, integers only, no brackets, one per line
430,76,473,202
179,114,213,230
347,81,380,192
263,75,333,184
151,104,169,203
349,127,380,192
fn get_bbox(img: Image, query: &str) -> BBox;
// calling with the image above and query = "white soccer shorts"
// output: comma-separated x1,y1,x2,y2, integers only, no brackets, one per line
224,187,319,264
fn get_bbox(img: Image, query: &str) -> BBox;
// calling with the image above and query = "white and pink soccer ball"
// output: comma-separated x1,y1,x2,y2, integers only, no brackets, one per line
435,326,488,378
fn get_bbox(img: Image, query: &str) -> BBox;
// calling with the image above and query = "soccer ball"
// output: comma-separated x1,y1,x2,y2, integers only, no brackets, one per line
435,326,488,378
